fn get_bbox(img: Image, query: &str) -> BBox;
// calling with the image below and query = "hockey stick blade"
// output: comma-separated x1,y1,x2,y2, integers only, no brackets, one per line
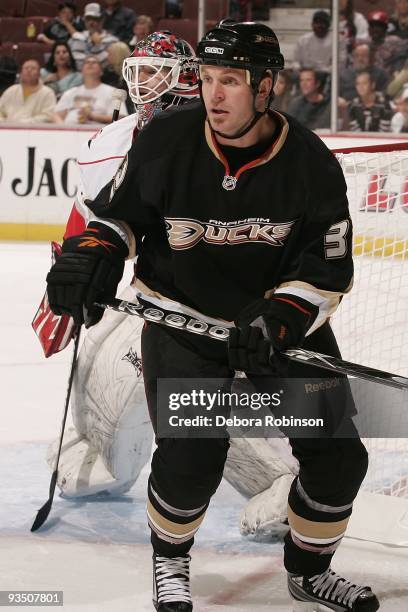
96,298,408,391
31,327,81,532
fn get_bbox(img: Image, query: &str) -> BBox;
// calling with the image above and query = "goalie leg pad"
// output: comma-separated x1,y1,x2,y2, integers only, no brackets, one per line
46,428,136,497
239,473,295,536
49,286,153,498
224,436,298,499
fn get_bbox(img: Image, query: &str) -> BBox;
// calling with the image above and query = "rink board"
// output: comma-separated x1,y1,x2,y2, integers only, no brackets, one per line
0,126,407,241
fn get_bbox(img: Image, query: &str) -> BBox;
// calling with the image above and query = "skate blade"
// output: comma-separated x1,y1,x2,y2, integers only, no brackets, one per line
293,601,319,612
293,600,339,612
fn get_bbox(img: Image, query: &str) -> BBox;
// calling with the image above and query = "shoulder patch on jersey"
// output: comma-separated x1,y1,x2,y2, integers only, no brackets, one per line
110,154,128,201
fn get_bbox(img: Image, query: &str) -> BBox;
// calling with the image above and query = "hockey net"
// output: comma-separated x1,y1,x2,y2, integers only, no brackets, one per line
329,142,408,544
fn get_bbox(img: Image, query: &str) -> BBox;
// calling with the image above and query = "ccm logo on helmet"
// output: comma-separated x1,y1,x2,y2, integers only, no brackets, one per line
204,46,224,55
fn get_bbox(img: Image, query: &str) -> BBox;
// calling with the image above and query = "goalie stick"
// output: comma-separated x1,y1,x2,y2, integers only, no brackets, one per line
31,326,81,532
96,297,408,391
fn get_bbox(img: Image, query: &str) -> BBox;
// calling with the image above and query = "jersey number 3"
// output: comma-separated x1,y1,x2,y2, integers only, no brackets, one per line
324,220,350,259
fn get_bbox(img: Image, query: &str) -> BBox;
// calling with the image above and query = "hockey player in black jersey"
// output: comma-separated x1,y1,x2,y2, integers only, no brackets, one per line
46,20,380,612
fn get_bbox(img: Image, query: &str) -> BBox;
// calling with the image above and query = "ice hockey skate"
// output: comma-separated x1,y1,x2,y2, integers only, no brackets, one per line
153,554,192,611
288,568,379,611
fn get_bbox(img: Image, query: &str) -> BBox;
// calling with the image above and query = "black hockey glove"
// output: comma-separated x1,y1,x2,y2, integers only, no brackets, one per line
46,221,128,327
228,294,319,374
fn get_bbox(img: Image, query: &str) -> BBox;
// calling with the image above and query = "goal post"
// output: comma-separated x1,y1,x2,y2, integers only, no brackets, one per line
331,141,408,546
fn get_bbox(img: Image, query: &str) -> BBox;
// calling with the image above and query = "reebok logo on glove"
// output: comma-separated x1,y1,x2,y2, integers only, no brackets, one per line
46,221,128,327
77,227,116,251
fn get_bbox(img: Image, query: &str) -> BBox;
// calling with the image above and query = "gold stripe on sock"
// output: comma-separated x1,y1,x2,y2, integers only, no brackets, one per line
288,507,349,539
147,500,205,537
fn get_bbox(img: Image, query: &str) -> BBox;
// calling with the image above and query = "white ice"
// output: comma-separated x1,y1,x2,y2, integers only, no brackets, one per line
1,241,407,612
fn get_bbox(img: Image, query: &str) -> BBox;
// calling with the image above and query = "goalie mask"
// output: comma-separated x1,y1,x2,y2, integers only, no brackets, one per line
122,31,199,128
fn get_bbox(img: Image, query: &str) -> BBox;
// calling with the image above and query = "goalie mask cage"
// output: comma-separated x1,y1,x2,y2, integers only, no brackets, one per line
331,141,408,546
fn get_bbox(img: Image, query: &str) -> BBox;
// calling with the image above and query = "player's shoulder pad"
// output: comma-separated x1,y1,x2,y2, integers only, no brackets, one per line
283,112,345,180
78,114,138,164
279,112,347,208
282,112,333,159
134,100,205,160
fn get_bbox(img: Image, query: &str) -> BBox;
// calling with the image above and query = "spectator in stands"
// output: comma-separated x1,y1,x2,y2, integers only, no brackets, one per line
389,0,408,39
365,11,407,78
0,55,17,96
387,59,408,98
348,70,392,131
54,54,127,124
339,0,369,58
229,1,251,21
272,70,293,113
287,67,331,130
0,59,56,123
292,11,332,74
103,0,136,45
166,0,182,18
129,15,155,49
340,43,388,101
37,2,84,47
102,41,133,113
251,0,269,20
391,88,408,131
69,3,118,70
41,41,82,100
102,41,129,88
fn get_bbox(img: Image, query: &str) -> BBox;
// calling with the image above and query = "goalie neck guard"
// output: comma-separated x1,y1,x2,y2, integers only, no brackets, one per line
122,31,199,128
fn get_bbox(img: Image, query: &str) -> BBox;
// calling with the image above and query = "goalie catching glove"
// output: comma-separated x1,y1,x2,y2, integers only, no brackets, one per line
46,221,128,327
228,294,319,374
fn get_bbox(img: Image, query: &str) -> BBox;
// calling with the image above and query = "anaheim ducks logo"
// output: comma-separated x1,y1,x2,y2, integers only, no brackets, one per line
165,218,296,250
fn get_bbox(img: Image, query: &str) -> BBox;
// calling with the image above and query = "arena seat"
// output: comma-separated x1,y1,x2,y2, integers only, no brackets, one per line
26,0,167,27
25,0,58,17
0,1,25,18
0,42,17,58
126,0,166,26
14,42,47,67
182,0,229,21
0,17,47,43
157,18,217,47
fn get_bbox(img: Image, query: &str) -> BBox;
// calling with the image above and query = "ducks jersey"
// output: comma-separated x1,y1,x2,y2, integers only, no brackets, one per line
90,101,353,331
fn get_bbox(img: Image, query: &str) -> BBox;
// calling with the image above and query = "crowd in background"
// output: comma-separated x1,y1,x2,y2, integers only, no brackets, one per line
273,0,408,133
0,2,151,125
0,0,407,133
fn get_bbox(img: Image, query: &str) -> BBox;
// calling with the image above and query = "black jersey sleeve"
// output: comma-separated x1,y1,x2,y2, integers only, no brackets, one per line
273,145,353,335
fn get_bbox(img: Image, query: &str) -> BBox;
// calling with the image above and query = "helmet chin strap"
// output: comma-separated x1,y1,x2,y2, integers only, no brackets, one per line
206,81,272,140
211,109,265,140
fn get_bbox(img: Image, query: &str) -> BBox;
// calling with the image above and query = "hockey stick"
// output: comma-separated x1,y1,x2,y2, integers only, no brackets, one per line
31,326,81,532
111,89,127,123
95,297,408,391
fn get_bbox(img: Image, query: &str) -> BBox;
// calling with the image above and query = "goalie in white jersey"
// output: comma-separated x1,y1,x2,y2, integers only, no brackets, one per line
34,31,298,536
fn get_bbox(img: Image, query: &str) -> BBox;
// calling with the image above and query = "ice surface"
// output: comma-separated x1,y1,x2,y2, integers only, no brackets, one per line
1,242,407,611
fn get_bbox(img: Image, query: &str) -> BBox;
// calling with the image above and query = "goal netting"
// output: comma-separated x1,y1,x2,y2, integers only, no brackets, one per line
331,142,408,545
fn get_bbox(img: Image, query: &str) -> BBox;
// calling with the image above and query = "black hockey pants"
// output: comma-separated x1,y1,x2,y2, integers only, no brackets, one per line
141,321,368,576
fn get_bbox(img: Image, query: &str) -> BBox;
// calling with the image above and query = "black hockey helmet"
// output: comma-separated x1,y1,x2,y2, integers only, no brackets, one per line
196,20,284,93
